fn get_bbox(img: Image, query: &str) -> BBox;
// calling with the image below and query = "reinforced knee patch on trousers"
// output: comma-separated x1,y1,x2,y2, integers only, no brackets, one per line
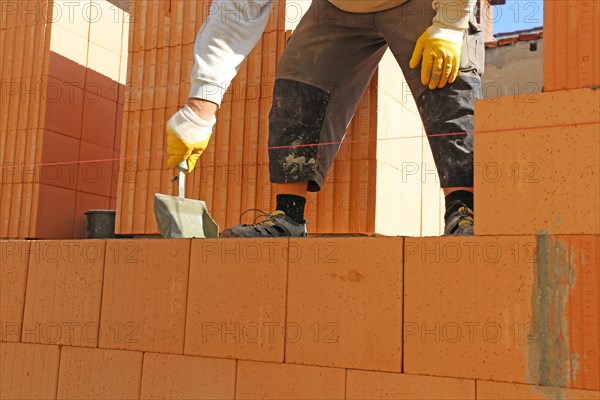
268,79,330,186
417,76,480,188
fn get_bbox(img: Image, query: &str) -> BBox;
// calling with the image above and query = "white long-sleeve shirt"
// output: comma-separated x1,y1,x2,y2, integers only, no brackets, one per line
190,0,475,105
189,0,274,105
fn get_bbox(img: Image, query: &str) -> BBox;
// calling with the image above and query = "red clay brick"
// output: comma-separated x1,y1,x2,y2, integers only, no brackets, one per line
1,183,13,237
474,88,600,235
114,157,137,234
164,46,182,109
44,76,85,139
34,184,76,239
129,2,145,52
148,109,166,171
12,126,32,183
182,1,197,45
405,235,599,390
346,370,475,400
236,360,345,400
3,183,21,238
0,182,38,239
81,95,117,149
109,196,117,210
185,239,287,362
1,130,18,178
117,82,126,105
168,0,184,47
140,48,158,111
131,169,149,233
140,353,236,399
239,36,262,218
152,47,169,110
404,236,537,383
40,129,80,191
57,347,142,399
22,240,105,347
477,380,600,400
77,141,114,197
20,23,38,81
126,52,144,112
142,170,162,231
0,240,29,342
86,68,119,103
114,102,123,152
4,36,25,134
0,342,60,399
143,2,160,50
225,98,247,227
286,237,403,372
48,51,86,88
535,235,600,391
110,150,120,201
563,235,600,391
210,98,233,227
544,0,600,91
99,239,190,354
134,109,152,172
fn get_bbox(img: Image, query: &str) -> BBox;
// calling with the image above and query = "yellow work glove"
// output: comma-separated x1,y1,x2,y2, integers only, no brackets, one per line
165,105,215,173
409,24,465,90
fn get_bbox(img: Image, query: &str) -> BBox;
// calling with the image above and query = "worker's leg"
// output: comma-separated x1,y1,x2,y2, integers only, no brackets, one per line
268,0,387,192
375,0,484,234
221,0,387,237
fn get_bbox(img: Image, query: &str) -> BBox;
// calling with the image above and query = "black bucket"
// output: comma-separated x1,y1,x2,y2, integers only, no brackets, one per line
85,210,117,239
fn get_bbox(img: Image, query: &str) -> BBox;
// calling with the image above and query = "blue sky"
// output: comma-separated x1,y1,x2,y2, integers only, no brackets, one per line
492,0,544,34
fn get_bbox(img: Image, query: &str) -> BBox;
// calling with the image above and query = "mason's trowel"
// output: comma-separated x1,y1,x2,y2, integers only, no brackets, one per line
154,161,219,238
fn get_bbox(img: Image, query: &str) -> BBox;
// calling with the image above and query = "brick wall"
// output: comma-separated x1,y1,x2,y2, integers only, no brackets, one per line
1,235,598,398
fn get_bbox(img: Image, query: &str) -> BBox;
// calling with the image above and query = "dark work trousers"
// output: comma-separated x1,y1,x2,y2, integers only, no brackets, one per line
268,0,484,191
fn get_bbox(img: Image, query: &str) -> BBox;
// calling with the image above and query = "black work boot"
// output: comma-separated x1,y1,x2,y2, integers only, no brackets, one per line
221,210,308,238
444,204,474,236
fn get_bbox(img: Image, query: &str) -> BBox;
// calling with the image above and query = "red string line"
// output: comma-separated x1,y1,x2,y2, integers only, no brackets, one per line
2,120,598,170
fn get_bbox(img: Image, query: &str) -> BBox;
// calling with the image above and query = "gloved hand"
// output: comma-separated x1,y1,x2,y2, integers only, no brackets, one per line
165,105,215,173
409,24,465,90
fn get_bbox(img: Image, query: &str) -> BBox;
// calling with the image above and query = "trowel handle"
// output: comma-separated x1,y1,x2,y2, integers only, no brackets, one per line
177,160,188,198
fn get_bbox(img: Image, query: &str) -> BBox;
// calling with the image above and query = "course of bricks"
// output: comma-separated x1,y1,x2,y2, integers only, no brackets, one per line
1,236,599,399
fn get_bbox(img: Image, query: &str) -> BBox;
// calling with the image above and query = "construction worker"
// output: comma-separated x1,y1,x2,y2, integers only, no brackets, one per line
167,0,483,237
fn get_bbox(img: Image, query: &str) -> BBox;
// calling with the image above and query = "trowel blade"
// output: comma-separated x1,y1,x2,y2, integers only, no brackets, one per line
154,193,219,239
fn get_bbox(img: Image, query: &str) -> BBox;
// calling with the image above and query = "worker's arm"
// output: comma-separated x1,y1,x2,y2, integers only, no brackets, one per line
410,0,476,90
167,0,273,172
189,0,273,106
